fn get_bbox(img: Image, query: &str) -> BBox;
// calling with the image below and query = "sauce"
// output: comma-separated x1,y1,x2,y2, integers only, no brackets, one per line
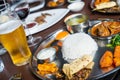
27,22,36,28
37,47,56,60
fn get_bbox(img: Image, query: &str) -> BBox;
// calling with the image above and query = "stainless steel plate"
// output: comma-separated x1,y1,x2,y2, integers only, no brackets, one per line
29,28,120,80
90,0,120,14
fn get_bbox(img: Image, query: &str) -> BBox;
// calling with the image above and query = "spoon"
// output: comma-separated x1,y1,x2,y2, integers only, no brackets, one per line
9,73,22,80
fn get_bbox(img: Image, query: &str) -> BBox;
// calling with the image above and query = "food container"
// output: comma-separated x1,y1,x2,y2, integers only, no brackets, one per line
36,47,56,63
67,0,81,3
88,19,120,40
29,29,120,80
47,0,65,8
67,1,85,12
64,13,89,33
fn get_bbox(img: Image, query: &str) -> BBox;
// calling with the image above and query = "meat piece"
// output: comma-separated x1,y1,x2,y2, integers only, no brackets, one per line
108,22,120,34
113,46,120,67
110,22,120,29
100,50,113,68
113,57,120,67
114,46,120,58
90,25,99,36
97,23,110,37
34,13,52,24
35,15,46,24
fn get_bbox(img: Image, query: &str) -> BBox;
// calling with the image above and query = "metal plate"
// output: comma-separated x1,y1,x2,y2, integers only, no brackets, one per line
90,0,120,14
29,28,120,80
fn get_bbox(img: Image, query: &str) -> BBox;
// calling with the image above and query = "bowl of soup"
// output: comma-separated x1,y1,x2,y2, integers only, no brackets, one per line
64,13,89,33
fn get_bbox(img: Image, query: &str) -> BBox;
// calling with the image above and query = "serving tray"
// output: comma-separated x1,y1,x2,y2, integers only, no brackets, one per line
90,0,120,14
29,28,120,80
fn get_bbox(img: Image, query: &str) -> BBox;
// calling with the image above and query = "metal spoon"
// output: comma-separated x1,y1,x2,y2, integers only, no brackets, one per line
9,73,22,80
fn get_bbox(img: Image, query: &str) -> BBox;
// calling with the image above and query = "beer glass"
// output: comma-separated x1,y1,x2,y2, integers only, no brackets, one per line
0,3,32,66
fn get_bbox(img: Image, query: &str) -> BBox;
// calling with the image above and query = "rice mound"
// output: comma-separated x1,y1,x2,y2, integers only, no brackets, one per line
62,32,98,62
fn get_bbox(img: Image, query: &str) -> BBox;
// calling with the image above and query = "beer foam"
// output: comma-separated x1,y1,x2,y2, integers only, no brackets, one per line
0,15,10,23
0,20,22,34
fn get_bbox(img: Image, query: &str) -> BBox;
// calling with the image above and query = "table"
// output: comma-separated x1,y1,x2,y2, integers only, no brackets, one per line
0,0,120,80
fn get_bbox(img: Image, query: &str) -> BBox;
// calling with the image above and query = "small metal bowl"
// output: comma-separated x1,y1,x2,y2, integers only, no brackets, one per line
36,47,56,63
64,13,89,33
88,19,118,40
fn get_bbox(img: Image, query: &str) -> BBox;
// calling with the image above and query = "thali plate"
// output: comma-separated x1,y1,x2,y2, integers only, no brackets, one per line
90,0,120,14
25,8,69,36
29,28,120,80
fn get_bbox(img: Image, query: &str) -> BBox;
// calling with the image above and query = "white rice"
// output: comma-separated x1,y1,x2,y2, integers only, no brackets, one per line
62,32,98,62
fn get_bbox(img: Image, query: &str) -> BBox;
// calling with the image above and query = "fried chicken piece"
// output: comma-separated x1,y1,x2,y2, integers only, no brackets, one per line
113,57,120,67
100,50,113,68
114,46,120,58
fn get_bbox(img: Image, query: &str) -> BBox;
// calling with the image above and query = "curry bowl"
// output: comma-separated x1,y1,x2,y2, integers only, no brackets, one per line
88,19,120,39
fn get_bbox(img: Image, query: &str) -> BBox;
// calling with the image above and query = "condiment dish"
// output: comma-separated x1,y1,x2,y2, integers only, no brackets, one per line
67,1,85,12
36,47,56,63
67,0,81,3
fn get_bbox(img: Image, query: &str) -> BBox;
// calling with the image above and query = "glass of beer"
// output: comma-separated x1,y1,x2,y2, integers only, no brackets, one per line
0,3,32,66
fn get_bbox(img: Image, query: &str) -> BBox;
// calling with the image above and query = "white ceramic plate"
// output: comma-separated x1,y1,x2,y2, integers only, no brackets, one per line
25,8,69,36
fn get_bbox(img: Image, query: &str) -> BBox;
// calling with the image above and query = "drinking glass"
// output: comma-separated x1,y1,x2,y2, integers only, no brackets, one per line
0,1,7,55
0,3,32,66
0,44,6,55
10,0,42,47
0,57,4,72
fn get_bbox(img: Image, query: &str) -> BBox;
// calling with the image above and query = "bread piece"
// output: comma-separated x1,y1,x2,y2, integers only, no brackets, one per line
69,55,93,75
94,1,117,10
86,62,94,69
63,55,93,79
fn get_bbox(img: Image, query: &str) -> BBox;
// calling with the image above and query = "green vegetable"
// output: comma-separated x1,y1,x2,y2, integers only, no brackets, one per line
106,34,120,48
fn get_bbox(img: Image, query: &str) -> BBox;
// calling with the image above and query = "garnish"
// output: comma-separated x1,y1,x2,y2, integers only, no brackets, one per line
106,34,120,48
